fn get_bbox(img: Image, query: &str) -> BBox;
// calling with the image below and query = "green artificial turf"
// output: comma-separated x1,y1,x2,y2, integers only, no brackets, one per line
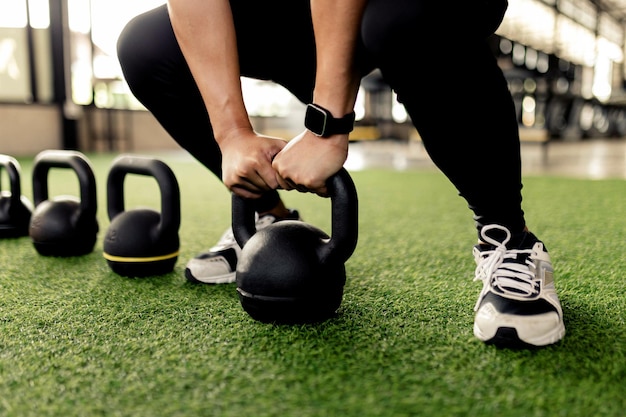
0,152,624,417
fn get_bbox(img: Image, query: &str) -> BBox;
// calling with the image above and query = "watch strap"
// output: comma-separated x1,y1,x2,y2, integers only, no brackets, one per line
305,103,356,137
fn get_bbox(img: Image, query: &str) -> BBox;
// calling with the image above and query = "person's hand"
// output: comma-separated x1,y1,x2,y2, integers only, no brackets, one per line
272,130,349,197
219,127,287,198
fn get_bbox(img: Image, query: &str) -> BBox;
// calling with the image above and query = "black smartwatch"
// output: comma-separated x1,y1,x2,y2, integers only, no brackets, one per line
304,104,356,137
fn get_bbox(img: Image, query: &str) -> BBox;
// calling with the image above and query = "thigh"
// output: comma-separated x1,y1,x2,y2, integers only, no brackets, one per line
361,0,508,46
231,0,317,103
121,1,317,104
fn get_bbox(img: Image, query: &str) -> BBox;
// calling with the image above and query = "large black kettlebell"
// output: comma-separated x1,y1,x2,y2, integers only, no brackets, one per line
233,168,358,324
103,155,181,277
0,155,33,238
29,150,98,256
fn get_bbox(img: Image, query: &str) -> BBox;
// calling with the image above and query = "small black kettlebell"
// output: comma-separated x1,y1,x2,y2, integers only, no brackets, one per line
0,155,33,238
232,168,359,324
103,155,181,277
29,150,98,256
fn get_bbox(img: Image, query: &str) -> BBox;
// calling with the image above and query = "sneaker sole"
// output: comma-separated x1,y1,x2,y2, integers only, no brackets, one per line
474,321,566,348
185,268,236,284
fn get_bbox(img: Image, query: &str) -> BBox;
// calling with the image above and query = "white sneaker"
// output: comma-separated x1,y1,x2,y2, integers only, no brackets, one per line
185,209,301,284
473,224,566,348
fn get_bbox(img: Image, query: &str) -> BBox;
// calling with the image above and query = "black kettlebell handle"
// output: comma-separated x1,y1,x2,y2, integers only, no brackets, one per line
32,150,97,218
107,155,181,238
0,154,24,209
232,167,358,265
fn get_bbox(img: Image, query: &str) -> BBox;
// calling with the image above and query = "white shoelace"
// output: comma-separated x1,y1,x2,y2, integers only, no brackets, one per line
474,225,538,306
255,214,279,229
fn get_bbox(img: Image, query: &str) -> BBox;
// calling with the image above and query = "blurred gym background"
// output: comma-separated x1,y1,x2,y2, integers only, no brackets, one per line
2,0,626,163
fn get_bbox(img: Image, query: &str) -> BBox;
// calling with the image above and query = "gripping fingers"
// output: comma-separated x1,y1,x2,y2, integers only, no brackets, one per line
275,174,294,191
226,172,267,197
231,185,262,199
276,174,308,193
276,174,328,196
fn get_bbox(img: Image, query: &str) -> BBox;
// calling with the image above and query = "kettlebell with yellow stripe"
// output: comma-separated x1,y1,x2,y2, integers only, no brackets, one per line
103,155,180,277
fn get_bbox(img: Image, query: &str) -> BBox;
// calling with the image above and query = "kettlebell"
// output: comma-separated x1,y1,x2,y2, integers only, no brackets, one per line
0,155,33,238
29,150,98,256
103,155,181,277
232,168,359,324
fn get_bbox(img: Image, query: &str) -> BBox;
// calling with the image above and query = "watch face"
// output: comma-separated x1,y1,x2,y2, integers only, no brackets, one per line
305,104,328,136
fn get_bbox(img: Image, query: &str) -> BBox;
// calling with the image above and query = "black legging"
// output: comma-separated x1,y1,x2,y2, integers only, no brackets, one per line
117,0,525,234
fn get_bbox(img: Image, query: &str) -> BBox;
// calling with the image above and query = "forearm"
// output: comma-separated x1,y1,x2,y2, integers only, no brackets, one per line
272,1,366,194
167,0,252,144
310,0,366,117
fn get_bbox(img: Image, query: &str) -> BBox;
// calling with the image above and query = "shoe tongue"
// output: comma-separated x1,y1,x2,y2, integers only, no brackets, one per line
480,227,509,245
511,230,542,251
259,214,278,222
256,214,278,229
478,227,536,250
504,230,538,250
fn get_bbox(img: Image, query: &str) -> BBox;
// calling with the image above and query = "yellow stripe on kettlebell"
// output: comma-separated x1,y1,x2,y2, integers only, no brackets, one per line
102,251,180,263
